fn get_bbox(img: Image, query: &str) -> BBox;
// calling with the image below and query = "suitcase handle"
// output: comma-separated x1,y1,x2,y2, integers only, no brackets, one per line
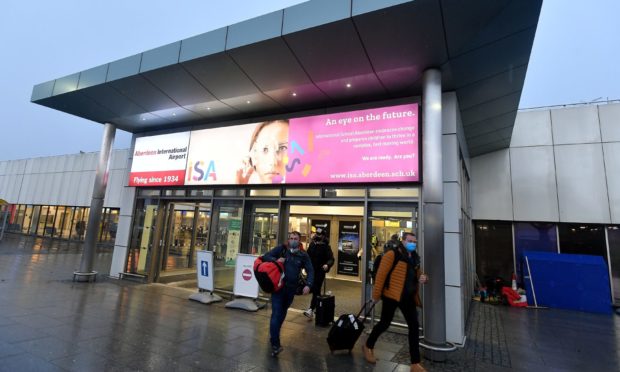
356,300,376,322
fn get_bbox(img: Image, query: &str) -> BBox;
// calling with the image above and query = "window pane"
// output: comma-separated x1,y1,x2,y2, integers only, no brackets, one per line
285,188,320,197
474,221,513,293
369,188,419,198
22,205,33,234
189,189,213,197
139,189,160,197
607,226,620,303
514,222,557,286
249,189,280,197
324,188,365,197
215,189,244,197
558,224,607,260
37,206,49,236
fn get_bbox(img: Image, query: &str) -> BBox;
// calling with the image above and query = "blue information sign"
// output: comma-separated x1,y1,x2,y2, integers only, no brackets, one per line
201,260,209,277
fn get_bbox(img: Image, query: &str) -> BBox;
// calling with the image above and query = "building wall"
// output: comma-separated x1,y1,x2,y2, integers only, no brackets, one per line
0,149,129,208
471,102,620,224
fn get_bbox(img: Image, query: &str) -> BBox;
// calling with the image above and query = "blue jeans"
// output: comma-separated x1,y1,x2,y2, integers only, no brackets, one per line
270,286,296,348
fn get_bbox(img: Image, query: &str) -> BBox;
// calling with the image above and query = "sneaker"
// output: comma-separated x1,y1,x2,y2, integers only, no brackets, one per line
303,308,314,319
271,345,283,357
362,344,376,364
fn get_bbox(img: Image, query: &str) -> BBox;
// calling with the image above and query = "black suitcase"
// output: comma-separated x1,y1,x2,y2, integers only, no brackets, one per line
315,294,335,326
327,301,374,353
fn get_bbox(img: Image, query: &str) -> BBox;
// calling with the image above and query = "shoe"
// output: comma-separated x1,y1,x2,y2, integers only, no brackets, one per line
271,345,283,357
410,363,426,372
303,308,314,319
362,344,376,364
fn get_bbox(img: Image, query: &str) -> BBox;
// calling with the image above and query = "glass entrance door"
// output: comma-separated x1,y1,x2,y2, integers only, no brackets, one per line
126,198,161,277
245,204,279,256
157,202,212,280
366,202,419,326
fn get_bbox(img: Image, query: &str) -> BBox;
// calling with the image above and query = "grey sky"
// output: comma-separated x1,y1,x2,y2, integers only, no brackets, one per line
1,0,618,161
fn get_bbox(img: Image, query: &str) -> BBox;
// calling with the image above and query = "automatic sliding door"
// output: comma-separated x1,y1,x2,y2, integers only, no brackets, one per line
367,202,418,326
211,200,243,291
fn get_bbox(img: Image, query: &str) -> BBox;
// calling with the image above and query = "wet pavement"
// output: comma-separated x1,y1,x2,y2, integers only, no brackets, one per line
1,233,619,371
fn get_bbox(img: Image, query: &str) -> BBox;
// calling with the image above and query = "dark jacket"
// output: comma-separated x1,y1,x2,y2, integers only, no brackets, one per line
263,244,314,290
307,238,334,275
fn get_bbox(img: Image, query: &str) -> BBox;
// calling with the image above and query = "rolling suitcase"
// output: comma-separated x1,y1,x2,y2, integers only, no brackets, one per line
315,280,335,326
326,301,374,353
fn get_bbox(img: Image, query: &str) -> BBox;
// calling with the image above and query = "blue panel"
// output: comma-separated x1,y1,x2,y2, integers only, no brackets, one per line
226,11,283,50
77,65,108,90
524,252,612,314
514,223,557,287
140,42,181,73
179,28,227,62
31,81,55,101
107,54,141,82
53,73,80,95
352,0,412,16
283,0,351,35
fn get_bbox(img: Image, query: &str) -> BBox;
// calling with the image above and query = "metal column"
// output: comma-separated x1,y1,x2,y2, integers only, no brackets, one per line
74,123,116,282
421,69,448,359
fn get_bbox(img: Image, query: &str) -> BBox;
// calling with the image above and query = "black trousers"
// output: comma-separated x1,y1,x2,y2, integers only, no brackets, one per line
309,271,326,310
366,296,420,364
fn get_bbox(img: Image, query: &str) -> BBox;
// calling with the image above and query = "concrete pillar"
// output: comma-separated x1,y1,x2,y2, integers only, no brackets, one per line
74,123,116,282
421,69,447,358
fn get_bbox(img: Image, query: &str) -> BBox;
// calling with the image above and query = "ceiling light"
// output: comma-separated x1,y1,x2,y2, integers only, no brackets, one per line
206,107,211,110
346,83,351,88
246,100,251,104
141,117,146,121
292,92,297,97
172,113,176,116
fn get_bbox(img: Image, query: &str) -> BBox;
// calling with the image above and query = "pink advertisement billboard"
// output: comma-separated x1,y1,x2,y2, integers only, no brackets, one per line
286,103,419,184
129,103,419,186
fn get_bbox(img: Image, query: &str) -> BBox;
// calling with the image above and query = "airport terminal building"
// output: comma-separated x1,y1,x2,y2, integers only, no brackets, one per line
7,0,617,348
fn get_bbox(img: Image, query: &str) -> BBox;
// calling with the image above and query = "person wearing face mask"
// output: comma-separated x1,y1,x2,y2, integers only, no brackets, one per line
362,232,428,372
262,231,314,357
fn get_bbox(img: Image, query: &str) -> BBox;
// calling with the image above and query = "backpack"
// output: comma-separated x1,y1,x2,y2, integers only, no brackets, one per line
371,240,399,281
253,256,285,293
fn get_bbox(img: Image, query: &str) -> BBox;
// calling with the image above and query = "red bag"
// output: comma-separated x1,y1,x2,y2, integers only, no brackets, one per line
253,257,285,293
501,287,527,307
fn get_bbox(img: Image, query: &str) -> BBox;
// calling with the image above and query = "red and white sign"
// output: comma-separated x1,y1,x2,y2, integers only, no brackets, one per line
233,254,259,299
129,132,190,186
242,269,252,281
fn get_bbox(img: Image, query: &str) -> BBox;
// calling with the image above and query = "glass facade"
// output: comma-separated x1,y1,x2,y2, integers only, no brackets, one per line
3,203,119,245
475,220,619,303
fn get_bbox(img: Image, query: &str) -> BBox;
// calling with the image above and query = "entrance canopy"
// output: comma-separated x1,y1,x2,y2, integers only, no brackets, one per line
31,0,542,156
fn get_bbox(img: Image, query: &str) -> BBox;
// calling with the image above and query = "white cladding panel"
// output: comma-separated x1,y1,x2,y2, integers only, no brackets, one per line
444,232,461,286
555,144,610,223
49,173,63,204
444,182,461,233
604,142,620,223
471,149,513,220
110,149,129,170
0,161,7,175
599,103,620,142
510,147,559,221
104,169,124,208
510,109,553,147
551,105,601,145
443,134,459,182
445,285,464,344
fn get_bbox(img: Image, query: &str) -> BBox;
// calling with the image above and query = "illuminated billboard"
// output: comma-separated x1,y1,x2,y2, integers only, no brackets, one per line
128,103,419,186
129,132,190,186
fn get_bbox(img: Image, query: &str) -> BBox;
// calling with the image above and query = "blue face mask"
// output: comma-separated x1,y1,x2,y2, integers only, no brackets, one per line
289,240,300,249
405,242,416,252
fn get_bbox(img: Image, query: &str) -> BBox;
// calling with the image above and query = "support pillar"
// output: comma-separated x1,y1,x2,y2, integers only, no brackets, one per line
74,123,116,282
421,69,449,359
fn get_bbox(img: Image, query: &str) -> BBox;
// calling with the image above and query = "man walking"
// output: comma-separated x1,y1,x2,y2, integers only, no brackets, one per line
303,227,334,318
262,231,314,356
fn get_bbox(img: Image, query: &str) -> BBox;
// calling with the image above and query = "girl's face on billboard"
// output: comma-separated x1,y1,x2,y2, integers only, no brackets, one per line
252,121,288,183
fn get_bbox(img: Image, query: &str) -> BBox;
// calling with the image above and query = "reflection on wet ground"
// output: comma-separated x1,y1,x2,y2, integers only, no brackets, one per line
0,233,619,371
